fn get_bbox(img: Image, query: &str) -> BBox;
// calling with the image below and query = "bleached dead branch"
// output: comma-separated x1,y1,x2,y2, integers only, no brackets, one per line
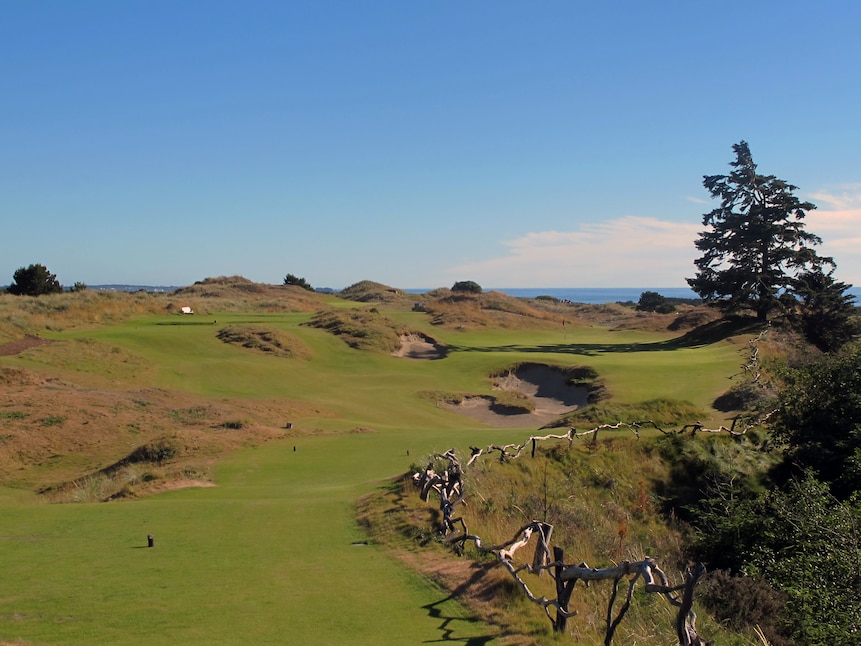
413,451,707,644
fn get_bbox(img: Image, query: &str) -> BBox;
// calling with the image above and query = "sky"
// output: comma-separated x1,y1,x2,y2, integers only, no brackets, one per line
2,1,860,290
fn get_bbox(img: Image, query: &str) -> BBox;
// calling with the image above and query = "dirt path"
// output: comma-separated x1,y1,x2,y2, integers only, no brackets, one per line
0,334,53,356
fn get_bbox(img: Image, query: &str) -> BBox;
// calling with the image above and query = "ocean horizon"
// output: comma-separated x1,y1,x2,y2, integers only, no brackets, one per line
87,284,861,306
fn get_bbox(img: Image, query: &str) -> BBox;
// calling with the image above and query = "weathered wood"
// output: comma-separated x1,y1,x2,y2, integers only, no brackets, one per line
553,546,577,633
412,445,708,644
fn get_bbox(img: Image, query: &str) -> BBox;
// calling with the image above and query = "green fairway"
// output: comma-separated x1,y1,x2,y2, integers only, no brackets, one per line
1,427,533,645
0,307,747,644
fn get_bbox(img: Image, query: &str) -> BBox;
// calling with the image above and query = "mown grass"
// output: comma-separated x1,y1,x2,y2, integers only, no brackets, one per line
0,288,754,644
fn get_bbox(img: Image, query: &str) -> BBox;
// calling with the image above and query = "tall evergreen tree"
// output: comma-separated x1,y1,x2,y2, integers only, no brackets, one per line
688,141,833,321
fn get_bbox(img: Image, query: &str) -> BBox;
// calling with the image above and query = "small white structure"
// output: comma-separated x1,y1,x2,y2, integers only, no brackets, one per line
180,306,194,315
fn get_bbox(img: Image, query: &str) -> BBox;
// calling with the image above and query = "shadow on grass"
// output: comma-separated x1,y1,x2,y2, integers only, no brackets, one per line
447,318,763,356
422,571,497,645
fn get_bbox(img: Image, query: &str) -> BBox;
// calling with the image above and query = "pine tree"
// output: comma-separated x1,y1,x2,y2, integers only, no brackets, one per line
687,141,833,321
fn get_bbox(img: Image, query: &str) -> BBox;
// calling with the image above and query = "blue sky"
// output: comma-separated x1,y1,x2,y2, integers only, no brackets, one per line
3,1,860,289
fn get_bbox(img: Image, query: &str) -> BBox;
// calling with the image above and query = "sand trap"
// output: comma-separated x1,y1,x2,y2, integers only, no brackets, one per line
393,333,447,360
443,364,589,428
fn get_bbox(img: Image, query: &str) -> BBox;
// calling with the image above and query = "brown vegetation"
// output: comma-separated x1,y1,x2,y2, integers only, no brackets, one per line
217,324,312,359
0,366,316,500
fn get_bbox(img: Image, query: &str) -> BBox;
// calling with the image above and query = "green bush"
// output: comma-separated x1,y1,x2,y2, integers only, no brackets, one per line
699,571,790,645
451,280,482,294
636,291,675,313
283,273,314,291
7,263,63,296
126,439,179,464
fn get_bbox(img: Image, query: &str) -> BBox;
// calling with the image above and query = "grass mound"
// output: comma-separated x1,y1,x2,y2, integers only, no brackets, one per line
490,390,535,413
551,397,705,428
172,276,324,312
217,324,311,359
424,291,561,329
338,280,410,303
303,308,405,352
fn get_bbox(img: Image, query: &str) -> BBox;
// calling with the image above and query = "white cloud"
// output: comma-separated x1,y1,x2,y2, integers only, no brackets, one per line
446,216,701,288
806,186,861,283
444,186,861,289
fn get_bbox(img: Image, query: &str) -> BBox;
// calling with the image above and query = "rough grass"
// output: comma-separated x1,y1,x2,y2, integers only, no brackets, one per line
423,290,563,329
362,436,747,644
216,324,312,359
337,279,414,304
302,308,406,352
0,279,763,644
553,397,706,428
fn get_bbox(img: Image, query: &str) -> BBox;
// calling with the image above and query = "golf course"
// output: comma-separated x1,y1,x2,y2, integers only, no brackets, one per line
0,279,749,645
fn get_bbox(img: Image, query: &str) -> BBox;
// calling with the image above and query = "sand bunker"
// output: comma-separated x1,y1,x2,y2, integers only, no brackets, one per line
393,333,447,359
443,364,589,428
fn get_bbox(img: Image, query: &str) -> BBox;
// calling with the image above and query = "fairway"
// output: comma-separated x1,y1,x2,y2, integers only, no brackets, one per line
0,304,746,644
1,429,520,645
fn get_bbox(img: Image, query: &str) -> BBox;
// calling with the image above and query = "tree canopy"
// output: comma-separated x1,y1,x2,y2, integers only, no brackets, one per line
283,273,314,291
451,280,482,294
687,141,835,321
771,346,861,499
7,264,63,296
636,290,675,313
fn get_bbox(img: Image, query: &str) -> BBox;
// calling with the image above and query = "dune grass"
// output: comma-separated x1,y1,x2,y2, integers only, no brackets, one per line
0,295,751,644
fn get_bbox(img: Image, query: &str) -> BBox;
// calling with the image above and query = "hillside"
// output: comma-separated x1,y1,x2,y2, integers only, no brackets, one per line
0,276,788,645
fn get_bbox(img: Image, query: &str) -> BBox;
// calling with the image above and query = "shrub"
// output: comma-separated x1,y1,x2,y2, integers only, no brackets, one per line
636,291,675,313
699,571,791,645
126,439,179,464
283,273,314,291
451,280,482,294
8,263,63,296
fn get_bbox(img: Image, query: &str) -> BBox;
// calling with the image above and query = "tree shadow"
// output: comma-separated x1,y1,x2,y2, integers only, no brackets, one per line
446,318,763,356
421,565,500,645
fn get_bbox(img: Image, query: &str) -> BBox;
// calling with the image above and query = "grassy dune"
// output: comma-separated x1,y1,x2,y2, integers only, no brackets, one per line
0,284,750,644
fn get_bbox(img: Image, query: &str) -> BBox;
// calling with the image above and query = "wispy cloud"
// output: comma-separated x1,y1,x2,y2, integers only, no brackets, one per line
444,187,861,288
806,186,861,282
446,216,701,287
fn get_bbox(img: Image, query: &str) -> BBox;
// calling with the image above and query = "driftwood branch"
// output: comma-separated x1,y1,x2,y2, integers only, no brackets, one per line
412,451,707,644
463,409,777,472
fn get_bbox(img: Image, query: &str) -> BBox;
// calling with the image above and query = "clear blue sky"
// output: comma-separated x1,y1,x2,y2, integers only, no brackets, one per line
3,1,860,289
